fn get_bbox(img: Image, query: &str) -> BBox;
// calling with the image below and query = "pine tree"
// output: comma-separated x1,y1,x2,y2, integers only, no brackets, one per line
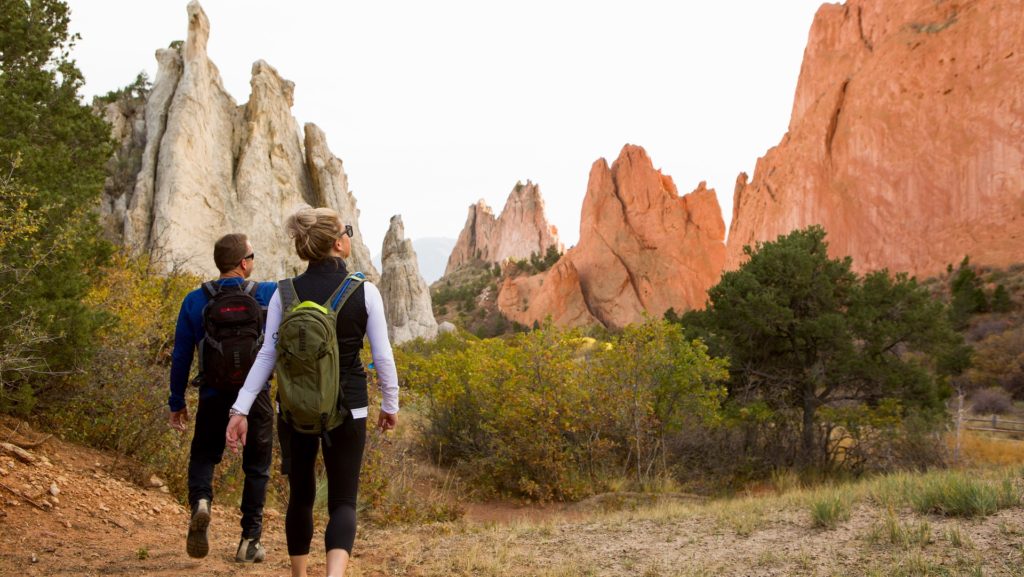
991,284,1013,313
948,256,989,328
684,226,966,467
0,0,114,409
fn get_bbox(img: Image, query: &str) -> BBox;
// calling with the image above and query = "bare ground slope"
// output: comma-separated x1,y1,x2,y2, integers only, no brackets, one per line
2,419,1023,576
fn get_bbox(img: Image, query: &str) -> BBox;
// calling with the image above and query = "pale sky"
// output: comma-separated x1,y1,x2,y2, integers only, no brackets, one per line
66,0,826,255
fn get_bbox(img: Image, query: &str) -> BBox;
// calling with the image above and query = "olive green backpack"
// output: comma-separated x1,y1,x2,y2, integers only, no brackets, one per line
276,272,365,442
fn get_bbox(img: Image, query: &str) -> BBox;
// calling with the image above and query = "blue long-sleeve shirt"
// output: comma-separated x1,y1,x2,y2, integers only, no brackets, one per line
168,277,278,412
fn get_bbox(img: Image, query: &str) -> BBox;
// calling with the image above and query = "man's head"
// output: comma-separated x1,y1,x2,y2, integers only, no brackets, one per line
213,233,255,278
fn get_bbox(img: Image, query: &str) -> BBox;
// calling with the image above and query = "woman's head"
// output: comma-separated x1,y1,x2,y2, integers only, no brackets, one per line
285,207,351,261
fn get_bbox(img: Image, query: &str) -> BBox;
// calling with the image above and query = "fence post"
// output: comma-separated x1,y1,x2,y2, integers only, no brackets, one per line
954,390,964,465
993,414,998,429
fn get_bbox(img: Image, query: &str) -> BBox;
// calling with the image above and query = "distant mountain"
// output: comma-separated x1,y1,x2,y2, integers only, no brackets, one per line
374,237,455,284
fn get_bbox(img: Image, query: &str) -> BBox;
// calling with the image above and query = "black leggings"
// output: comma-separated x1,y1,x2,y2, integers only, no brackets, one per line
281,416,367,556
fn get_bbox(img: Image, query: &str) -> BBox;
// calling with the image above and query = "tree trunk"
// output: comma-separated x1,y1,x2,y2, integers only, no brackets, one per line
801,386,818,467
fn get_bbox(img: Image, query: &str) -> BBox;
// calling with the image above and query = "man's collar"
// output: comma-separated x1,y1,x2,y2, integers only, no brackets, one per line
215,276,246,285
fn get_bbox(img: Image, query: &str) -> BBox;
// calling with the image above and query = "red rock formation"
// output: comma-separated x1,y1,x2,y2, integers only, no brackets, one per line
445,181,562,275
728,0,1024,276
500,145,726,329
496,259,599,328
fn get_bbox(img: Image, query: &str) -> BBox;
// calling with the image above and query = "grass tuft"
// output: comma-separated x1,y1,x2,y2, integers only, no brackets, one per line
866,510,931,549
810,492,850,529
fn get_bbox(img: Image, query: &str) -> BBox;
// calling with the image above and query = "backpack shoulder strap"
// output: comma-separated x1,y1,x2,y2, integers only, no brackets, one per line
278,278,299,312
201,281,219,300
241,280,257,296
328,272,366,314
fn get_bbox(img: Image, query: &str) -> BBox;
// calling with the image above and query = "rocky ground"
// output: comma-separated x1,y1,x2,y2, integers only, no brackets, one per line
0,421,290,576
2,418,1024,577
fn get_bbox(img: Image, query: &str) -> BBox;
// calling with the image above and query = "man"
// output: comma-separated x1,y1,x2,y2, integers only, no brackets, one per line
168,233,276,563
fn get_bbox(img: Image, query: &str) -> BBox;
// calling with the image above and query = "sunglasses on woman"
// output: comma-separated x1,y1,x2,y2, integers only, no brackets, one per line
341,224,353,238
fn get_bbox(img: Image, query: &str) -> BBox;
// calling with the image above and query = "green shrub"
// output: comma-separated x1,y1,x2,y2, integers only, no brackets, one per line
908,471,1021,517
398,320,727,500
431,273,492,309
966,326,1024,398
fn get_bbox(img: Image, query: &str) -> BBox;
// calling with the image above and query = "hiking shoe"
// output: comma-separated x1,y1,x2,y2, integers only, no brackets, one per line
235,537,266,563
186,498,211,559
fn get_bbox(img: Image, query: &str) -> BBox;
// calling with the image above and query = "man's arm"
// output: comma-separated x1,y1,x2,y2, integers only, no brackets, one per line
168,293,198,412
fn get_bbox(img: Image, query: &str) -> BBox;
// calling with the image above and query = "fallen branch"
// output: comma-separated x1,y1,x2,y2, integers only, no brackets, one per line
1,426,52,449
0,481,50,511
0,442,36,464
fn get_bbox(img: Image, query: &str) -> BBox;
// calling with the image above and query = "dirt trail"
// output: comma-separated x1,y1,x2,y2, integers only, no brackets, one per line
0,422,297,576
0,420,580,577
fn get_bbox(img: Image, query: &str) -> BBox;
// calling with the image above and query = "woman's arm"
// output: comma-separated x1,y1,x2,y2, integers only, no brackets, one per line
363,282,399,415
232,289,282,415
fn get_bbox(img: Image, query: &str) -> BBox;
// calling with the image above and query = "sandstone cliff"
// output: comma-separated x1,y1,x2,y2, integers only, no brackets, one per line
379,215,439,344
445,180,562,275
499,145,726,329
100,1,378,280
727,0,1024,276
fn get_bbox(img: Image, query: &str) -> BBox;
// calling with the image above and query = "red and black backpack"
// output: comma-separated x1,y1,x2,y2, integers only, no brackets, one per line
197,280,264,391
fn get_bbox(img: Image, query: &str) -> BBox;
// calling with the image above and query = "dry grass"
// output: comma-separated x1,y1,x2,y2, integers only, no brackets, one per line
348,431,1024,575
953,430,1024,466
353,465,1024,576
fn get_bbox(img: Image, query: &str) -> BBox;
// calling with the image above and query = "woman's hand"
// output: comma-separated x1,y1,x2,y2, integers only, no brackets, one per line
226,414,248,454
377,411,397,433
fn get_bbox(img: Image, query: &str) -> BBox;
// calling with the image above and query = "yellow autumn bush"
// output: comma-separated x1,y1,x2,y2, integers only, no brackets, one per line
396,320,728,501
50,251,199,494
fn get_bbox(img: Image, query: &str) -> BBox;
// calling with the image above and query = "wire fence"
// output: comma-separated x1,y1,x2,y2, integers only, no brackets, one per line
951,393,1024,464
962,415,1024,436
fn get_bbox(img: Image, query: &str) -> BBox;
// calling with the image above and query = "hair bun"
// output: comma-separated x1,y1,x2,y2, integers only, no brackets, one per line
285,206,343,261
285,207,317,238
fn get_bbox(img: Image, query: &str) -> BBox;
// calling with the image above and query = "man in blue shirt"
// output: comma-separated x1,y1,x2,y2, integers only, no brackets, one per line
168,233,276,563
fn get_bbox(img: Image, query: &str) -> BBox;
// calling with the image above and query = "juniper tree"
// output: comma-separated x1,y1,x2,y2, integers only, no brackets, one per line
684,226,967,467
0,0,114,409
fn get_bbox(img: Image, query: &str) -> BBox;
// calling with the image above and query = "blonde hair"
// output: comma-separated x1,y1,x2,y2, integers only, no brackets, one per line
286,207,343,261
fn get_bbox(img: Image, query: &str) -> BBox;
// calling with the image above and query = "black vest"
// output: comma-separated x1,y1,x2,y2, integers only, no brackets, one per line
289,257,369,410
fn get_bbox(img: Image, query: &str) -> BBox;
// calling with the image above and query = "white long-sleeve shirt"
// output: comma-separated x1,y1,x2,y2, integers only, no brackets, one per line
232,281,399,419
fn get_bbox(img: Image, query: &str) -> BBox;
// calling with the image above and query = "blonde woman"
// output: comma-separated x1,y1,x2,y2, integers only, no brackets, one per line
226,207,398,576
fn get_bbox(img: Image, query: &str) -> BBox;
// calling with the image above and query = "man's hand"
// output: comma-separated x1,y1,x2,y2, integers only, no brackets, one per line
169,408,189,432
377,411,397,433
226,414,248,454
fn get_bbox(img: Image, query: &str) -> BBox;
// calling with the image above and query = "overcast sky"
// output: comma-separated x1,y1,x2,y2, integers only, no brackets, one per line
66,0,825,254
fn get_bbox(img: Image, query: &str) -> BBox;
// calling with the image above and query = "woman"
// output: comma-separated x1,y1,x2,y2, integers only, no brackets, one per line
226,207,398,577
